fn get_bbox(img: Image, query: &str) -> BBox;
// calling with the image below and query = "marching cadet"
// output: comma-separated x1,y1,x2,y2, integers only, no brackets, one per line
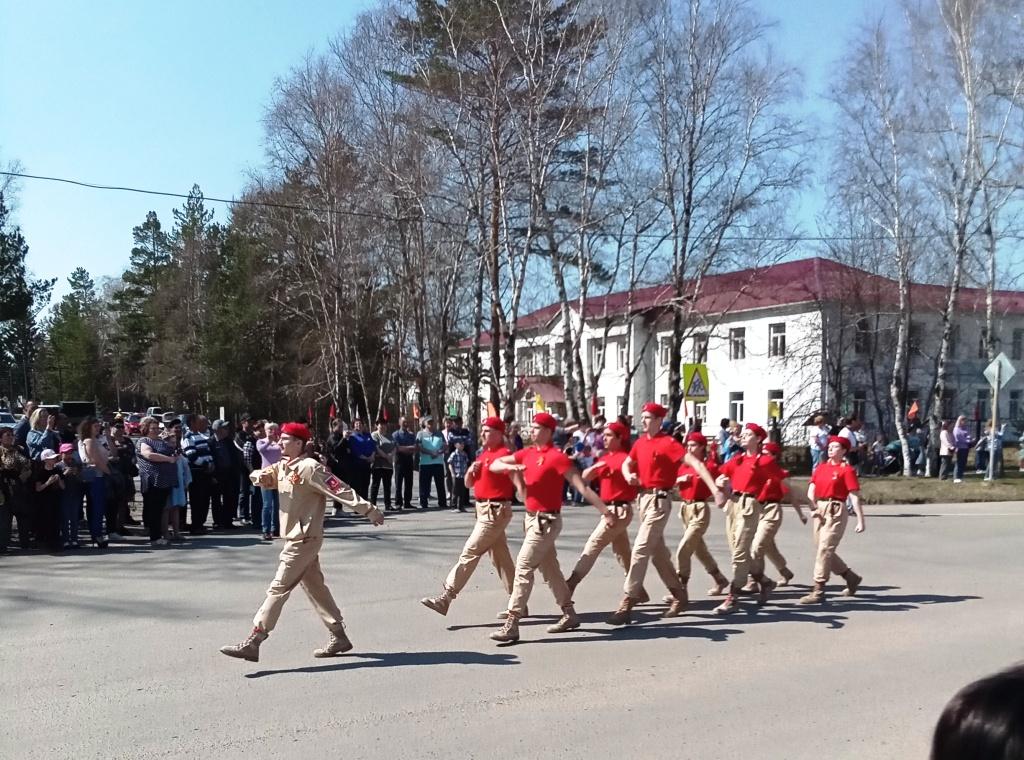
800,435,865,604
672,431,731,607
743,441,807,592
420,416,519,617
564,421,648,601
219,422,384,663
487,412,613,643
713,423,789,614
609,402,720,625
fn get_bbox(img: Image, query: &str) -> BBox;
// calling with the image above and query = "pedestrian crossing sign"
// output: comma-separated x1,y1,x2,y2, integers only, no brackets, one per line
683,363,709,402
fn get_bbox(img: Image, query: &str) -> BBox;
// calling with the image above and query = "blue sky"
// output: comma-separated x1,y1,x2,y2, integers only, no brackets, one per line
1,0,888,301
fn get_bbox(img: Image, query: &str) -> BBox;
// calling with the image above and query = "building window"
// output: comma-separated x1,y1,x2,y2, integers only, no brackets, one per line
1013,329,1023,361
553,346,563,375
659,336,672,367
978,328,989,359
909,321,923,355
729,328,746,360
590,340,605,372
768,323,786,358
941,389,956,419
852,389,867,422
692,333,708,363
1010,390,1022,421
976,388,990,418
729,391,744,422
594,396,605,417
615,396,625,416
854,317,871,355
768,389,784,420
949,325,960,359
616,339,628,370
659,394,670,410
519,348,536,376
694,402,707,422
536,348,548,375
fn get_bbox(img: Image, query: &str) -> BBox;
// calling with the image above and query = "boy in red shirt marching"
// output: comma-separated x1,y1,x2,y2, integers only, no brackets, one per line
565,421,647,600
713,423,789,614
420,417,519,618
488,413,613,643
673,432,731,606
800,436,866,604
742,441,807,594
609,403,720,625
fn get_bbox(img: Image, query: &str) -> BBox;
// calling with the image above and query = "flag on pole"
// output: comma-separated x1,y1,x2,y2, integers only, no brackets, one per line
908,400,919,420
382,407,390,422
307,404,314,424
328,403,337,419
589,394,599,416
534,393,545,412
413,403,421,419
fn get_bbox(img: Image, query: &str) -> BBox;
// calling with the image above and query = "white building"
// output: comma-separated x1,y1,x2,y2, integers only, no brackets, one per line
449,258,1024,443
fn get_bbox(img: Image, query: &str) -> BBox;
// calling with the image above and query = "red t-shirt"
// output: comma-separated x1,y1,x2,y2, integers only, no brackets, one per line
677,459,719,502
473,445,516,501
810,460,860,500
514,445,572,513
589,450,637,503
720,453,787,496
757,463,790,502
628,433,687,489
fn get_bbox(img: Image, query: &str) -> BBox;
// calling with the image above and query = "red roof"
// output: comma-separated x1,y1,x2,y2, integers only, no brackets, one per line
460,257,1024,348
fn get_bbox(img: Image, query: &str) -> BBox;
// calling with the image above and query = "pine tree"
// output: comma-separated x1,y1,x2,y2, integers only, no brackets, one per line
41,268,102,400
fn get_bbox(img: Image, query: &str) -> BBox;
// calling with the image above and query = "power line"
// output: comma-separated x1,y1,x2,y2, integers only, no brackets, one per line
0,168,997,244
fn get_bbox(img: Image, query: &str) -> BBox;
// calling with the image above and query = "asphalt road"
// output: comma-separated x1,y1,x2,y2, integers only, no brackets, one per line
3,499,1022,759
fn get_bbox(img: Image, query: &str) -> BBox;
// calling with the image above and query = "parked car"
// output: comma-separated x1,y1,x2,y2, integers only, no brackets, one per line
146,406,164,418
125,413,143,435
0,411,17,430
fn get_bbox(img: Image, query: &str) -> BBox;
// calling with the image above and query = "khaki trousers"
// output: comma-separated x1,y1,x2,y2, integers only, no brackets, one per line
812,500,849,584
254,536,343,633
750,501,788,577
624,491,679,598
507,512,572,615
444,502,516,596
571,504,633,580
725,494,762,588
675,500,722,582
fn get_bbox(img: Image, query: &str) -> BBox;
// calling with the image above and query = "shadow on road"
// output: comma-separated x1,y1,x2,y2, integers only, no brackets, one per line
244,649,519,678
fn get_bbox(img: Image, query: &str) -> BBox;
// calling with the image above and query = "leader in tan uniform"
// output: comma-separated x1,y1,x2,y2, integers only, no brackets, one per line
220,422,384,663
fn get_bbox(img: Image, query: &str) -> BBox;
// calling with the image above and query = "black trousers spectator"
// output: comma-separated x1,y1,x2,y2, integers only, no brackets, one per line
419,464,446,510
349,463,371,500
188,471,212,533
142,486,170,542
212,470,239,528
450,480,469,512
105,471,125,535
238,475,262,527
394,455,414,509
938,454,952,480
370,468,393,510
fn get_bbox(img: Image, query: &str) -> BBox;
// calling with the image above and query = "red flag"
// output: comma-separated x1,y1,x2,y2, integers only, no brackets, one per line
907,400,919,420
413,403,421,419
328,403,337,419
590,394,599,416
486,402,498,418
307,404,313,423
382,408,390,422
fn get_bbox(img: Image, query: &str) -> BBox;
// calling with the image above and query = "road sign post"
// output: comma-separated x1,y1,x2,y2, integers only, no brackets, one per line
983,353,1016,482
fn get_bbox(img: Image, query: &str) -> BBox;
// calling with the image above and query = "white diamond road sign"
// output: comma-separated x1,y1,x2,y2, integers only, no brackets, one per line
983,352,1016,390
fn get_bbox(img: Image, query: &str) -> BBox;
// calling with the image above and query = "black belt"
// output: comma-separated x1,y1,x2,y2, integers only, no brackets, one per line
608,500,633,507
733,491,758,499
639,488,670,497
477,500,510,509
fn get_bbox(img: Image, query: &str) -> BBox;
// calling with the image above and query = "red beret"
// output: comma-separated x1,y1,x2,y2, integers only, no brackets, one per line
642,402,667,417
828,435,851,451
745,423,768,440
763,442,781,456
685,431,707,445
481,416,506,433
606,421,630,440
532,412,558,430
280,422,311,442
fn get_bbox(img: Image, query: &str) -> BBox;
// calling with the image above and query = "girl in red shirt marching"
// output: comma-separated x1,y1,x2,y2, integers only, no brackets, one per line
488,413,613,643
801,436,866,604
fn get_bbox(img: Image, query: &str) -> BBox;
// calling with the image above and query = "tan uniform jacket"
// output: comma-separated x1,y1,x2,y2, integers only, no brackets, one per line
251,456,378,540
